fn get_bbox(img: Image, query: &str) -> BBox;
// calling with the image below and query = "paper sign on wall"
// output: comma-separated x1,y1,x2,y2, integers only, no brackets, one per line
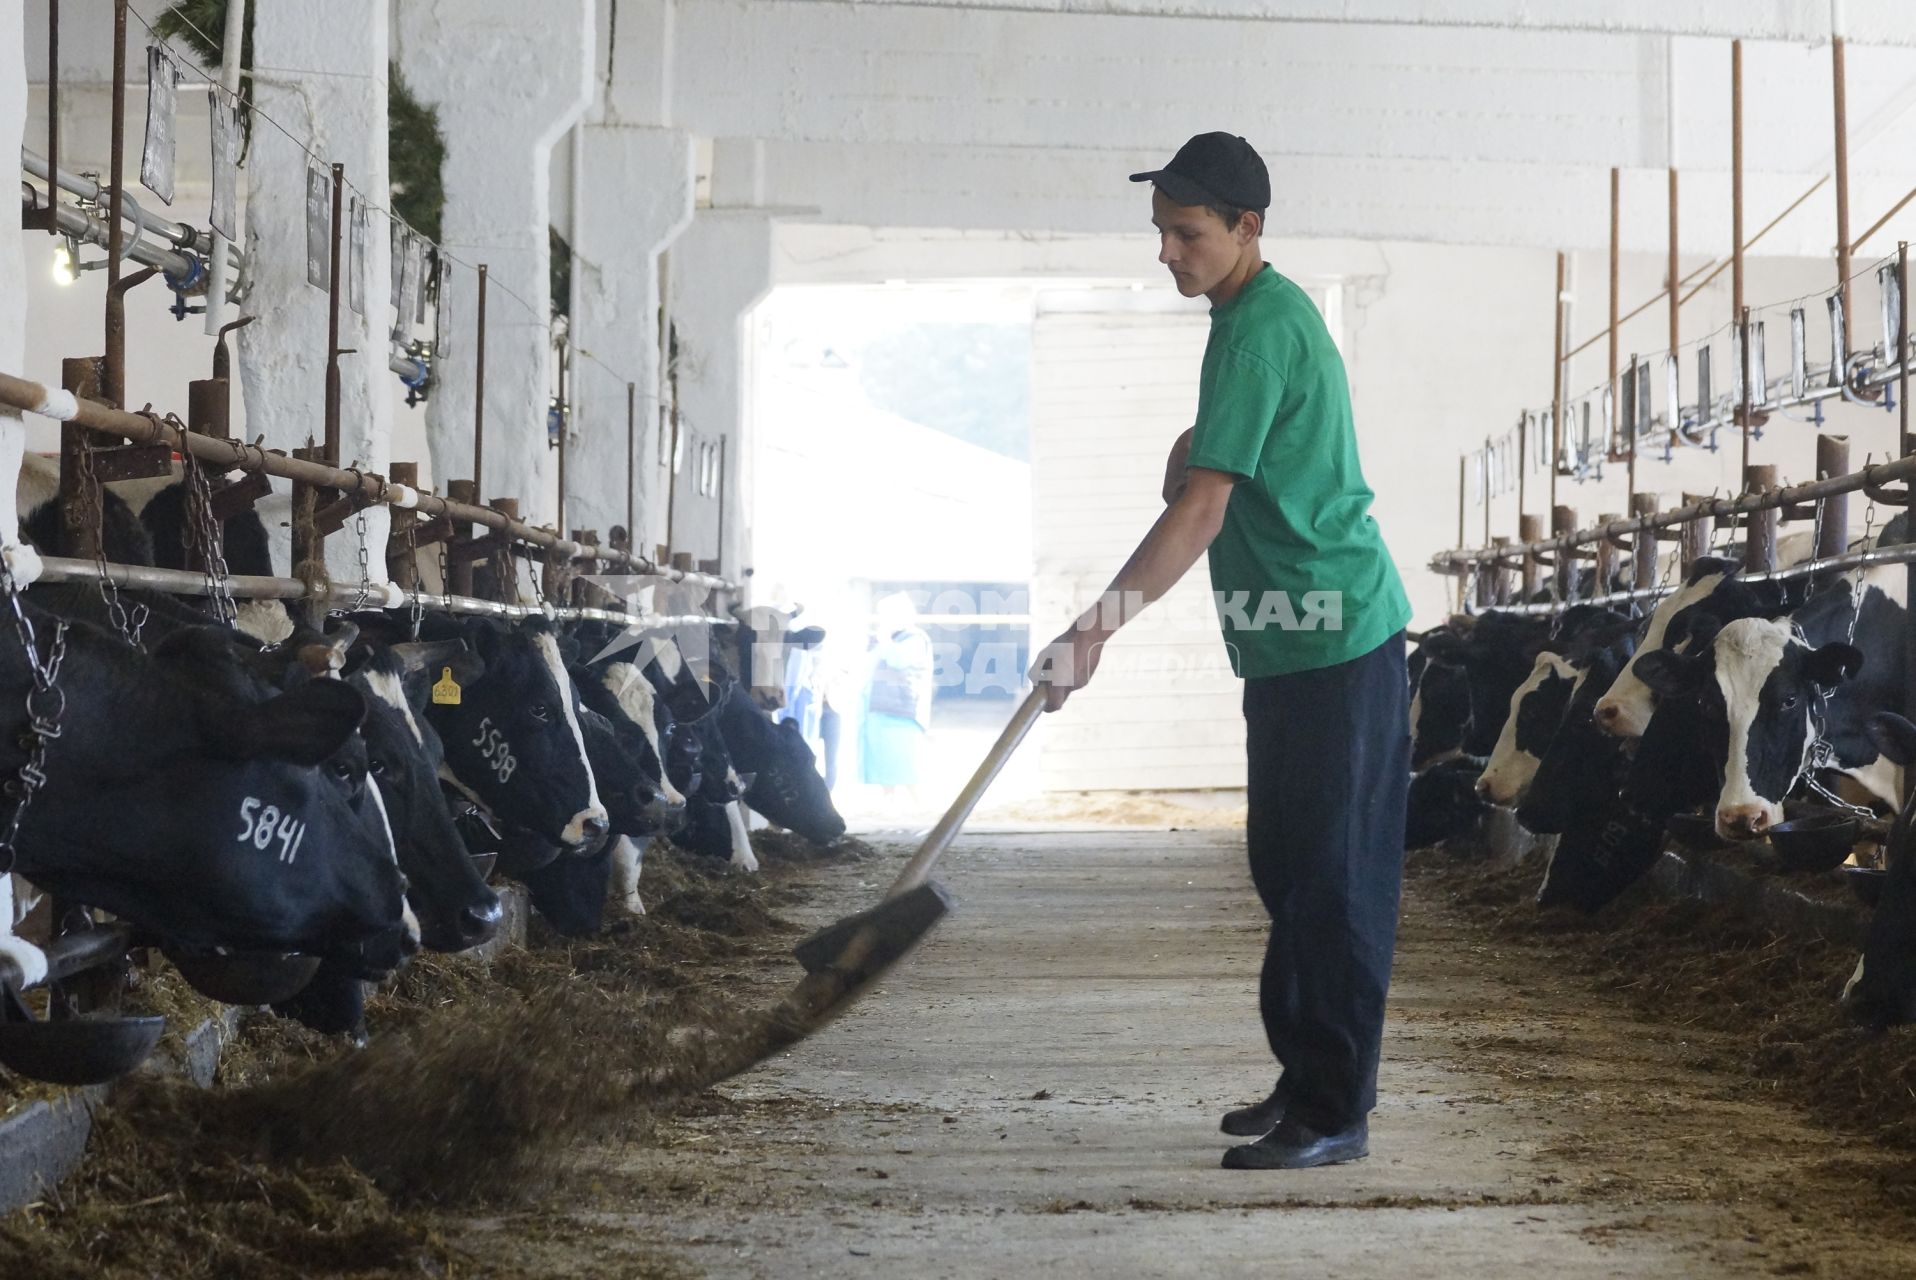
140,46,178,206
306,166,332,290
209,94,241,240
350,198,369,316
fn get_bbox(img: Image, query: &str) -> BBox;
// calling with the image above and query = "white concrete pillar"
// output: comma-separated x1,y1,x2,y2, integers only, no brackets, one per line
568,125,694,551
665,207,773,581
2,0,29,553
395,0,593,526
236,0,394,583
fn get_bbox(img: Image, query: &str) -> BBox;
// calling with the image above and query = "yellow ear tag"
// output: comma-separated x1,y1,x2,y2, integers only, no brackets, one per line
431,666,463,706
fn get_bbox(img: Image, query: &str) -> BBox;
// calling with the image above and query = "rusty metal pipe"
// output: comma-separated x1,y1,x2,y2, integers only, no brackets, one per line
0,370,731,591
103,0,128,407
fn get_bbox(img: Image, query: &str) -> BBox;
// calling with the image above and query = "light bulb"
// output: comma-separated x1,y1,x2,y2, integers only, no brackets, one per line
50,241,76,287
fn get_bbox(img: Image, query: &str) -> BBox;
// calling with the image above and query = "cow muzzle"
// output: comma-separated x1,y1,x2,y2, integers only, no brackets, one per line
561,807,612,854
1715,803,1778,840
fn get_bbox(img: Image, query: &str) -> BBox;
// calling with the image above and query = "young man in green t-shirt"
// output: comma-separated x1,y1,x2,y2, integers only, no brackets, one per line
1034,132,1412,1170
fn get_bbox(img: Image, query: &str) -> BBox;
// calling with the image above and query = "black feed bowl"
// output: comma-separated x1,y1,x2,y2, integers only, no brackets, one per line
163,948,323,1005
1844,865,1888,909
1769,811,1860,874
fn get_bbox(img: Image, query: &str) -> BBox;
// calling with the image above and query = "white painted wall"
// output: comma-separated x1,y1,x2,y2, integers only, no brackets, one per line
666,209,773,578
394,0,594,525
567,125,695,548
238,0,396,582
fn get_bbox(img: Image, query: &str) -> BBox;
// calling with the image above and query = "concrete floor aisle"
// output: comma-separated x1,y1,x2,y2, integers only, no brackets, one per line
535,830,1916,1278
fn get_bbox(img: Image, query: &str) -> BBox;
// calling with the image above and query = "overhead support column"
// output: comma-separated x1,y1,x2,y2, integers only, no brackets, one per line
237,0,395,582
395,0,594,528
667,207,775,586
569,126,696,555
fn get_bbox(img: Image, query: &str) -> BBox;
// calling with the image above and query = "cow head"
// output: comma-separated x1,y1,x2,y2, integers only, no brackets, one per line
1635,614,1862,839
1594,558,1801,738
346,640,503,953
1475,652,1578,807
1843,712,1916,1027
719,691,846,844
1406,756,1490,849
1410,656,1471,769
425,617,608,852
1516,639,1632,835
3,618,408,960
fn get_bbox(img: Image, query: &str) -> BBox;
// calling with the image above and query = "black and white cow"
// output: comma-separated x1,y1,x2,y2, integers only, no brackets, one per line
1593,556,1804,738
1405,756,1491,849
1841,712,1916,1027
1514,630,1636,836
409,614,608,854
0,609,409,970
1416,612,1551,760
1632,577,1905,838
1409,648,1472,769
1476,608,1637,808
343,640,502,952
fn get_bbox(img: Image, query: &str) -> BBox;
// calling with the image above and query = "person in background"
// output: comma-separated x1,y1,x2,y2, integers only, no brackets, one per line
861,591,935,803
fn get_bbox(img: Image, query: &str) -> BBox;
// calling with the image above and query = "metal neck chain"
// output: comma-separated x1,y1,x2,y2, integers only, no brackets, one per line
406,515,425,640
77,421,147,649
340,466,377,615
177,417,238,627
0,559,67,874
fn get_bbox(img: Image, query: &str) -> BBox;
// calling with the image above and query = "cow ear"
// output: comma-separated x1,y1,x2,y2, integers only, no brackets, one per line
1631,648,1703,697
391,639,484,685
214,680,367,764
1869,713,1916,767
1803,642,1864,692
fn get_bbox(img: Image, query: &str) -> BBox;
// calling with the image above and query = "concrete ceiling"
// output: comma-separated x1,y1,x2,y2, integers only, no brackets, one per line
600,0,1916,255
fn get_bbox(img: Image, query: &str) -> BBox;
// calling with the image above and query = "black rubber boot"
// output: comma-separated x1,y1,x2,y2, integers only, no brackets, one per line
1222,1117,1368,1170
1219,1081,1288,1138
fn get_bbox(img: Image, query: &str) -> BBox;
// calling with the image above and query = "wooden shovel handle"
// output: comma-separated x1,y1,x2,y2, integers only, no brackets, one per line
885,685,1047,898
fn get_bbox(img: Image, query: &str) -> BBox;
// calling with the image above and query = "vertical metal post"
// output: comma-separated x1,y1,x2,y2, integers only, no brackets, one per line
715,435,728,575
102,0,128,408
625,381,637,555
1552,505,1579,600
1743,464,1777,574
1668,166,1680,355
1740,306,1754,475
446,478,477,598
1816,434,1851,563
1516,411,1527,520
386,461,419,590
324,163,344,464
488,498,519,604
1609,167,1621,449
1596,512,1621,596
473,264,489,498
1481,436,1493,552
1551,250,1565,511
290,445,323,626
1490,535,1512,606
1631,493,1660,596
1833,33,1854,355
1732,40,1745,333
555,338,568,539
1519,513,1542,600
1680,492,1712,574
59,357,102,560
1902,242,1916,724
28,0,59,235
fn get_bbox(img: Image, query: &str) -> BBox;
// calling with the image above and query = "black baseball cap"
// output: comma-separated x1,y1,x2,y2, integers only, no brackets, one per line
1130,132,1270,211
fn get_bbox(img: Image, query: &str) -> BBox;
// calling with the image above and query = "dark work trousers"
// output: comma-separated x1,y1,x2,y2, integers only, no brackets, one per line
1242,630,1410,1133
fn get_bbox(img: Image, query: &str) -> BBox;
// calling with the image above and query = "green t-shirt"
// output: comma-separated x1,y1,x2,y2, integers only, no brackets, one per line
1185,264,1411,679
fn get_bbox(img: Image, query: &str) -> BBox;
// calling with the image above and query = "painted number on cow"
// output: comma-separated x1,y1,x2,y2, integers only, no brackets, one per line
237,797,308,865
471,717,518,783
